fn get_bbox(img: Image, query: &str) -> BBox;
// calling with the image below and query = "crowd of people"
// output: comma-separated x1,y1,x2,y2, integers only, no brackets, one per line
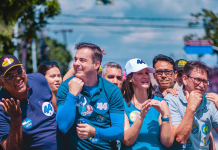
0,42,218,150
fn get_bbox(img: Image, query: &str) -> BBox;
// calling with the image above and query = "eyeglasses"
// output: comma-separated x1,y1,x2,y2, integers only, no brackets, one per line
42,61,58,66
3,69,25,81
187,75,210,86
155,70,174,77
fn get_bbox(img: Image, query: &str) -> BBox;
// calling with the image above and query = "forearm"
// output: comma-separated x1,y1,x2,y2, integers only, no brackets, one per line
56,92,78,133
3,117,22,150
160,120,174,148
122,115,143,146
174,107,195,144
95,113,124,141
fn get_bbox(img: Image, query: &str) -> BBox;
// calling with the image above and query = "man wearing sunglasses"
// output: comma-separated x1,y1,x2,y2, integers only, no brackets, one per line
165,61,218,149
0,55,65,150
153,54,179,98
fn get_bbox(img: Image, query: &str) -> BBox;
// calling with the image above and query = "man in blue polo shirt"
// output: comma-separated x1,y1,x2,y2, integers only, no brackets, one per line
165,61,218,149
56,42,124,150
0,54,65,150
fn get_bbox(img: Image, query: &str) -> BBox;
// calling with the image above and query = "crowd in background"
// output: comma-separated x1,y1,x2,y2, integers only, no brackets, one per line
0,42,218,150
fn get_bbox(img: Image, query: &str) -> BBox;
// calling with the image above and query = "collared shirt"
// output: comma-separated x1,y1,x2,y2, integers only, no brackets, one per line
0,73,65,150
165,85,218,149
155,81,180,97
57,75,124,150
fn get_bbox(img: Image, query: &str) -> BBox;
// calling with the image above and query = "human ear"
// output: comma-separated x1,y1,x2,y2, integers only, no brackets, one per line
182,75,188,86
94,61,101,70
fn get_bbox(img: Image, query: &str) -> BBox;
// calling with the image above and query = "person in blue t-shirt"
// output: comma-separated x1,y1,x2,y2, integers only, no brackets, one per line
121,58,174,150
56,42,124,150
0,54,65,150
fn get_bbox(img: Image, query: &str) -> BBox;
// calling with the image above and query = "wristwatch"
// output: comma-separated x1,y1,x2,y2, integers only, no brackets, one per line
161,115,169,122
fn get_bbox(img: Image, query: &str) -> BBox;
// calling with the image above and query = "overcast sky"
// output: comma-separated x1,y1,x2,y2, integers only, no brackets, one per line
46,0,218,69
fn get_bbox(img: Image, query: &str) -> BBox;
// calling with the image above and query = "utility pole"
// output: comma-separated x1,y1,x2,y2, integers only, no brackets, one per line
53,29,73,46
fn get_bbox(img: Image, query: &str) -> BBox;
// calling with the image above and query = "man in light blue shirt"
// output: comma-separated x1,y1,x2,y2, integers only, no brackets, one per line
165,61,218,149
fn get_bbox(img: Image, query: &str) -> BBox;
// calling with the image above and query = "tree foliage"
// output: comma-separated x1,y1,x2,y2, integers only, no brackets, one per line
0,0,61,55
187,9,218,54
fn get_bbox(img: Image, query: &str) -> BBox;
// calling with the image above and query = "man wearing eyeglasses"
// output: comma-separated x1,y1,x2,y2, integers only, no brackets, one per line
165,61,218,149
0,55,65,150
153,54,179,98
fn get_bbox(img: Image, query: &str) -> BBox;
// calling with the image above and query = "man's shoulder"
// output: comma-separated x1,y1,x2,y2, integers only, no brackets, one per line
164,93,180,104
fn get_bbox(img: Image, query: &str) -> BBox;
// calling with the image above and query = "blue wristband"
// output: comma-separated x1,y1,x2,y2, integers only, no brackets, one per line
161,116,169,121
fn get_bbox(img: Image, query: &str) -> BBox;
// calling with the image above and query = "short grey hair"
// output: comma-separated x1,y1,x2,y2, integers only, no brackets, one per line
102,62,122,77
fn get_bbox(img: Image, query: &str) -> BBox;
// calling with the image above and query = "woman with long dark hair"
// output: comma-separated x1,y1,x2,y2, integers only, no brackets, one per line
38,62,62,112
121,58,174,150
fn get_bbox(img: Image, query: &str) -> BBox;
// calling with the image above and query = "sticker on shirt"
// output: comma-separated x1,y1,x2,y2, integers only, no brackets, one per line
130,110,140,122
42,102,54,116
89,137,99,144
183,138,192,148
76,94,87,107
79,105,93,118
204,137,210,146
191,124,199,134
96,115,106,123
201,123,210,135
95,99,109,114
22,118,33,129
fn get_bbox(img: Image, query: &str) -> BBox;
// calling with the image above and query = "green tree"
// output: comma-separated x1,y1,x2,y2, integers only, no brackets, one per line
187,9,218,55
0,0,61,55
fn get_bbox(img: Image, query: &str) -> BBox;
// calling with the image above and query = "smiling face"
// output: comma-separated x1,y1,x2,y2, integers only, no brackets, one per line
104,67,123,89
183,68,208,97
0,66,28,99
73,48,100,82
44,67,62,93
130,68,151,90
154,60,175,91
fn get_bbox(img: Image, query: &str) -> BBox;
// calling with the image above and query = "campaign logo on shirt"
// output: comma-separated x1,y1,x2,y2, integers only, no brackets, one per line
42,102,54,116
184,138,192,148
95,99,109,114
191,124,199,134
130,110,140,122
201,123,210,135
79,105,93,118
22,118,33,129
96,115,106,123
89,137,99,144
76,94,87,107
204,137,210,146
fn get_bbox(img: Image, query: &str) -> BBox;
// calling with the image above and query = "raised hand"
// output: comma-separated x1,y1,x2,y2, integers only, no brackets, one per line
68,77,84,96
76,123,96,139
150,100,167,117
206,93,218,110
185,91,202,111
140,100,152,118
162,88,179,97
0,98,21,120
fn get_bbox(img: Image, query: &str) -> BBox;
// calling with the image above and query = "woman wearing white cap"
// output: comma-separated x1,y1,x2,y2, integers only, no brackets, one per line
121,58,174,150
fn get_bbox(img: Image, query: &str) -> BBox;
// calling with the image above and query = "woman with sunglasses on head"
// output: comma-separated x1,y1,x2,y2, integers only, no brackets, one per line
38,62,62,112
121,58,174,150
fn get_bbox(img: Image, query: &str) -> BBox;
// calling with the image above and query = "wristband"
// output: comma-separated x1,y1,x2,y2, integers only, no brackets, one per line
161,116,169,122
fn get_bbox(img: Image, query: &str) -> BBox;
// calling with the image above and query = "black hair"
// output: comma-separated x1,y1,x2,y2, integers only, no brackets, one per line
75,42,103,64
38,62,60,76
184,61,212,77
152,54,175,70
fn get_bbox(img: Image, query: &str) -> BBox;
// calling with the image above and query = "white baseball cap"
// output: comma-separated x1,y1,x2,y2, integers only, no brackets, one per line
125,58,155,76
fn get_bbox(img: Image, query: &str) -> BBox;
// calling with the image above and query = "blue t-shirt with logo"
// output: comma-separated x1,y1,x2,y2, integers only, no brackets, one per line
121,95,166,150
56,75,124,150
0,73,65,150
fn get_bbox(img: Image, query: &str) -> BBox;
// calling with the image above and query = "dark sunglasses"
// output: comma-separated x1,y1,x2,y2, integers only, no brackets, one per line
42,61,58,66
